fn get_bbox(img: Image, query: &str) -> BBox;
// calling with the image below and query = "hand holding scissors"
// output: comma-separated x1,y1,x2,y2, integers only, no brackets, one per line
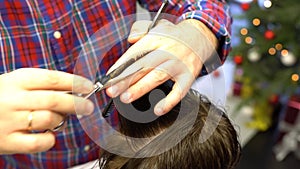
80,0,168,100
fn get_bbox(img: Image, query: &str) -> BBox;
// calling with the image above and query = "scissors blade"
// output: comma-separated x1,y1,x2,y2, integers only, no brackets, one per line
147,0,168,32
101,66,143,89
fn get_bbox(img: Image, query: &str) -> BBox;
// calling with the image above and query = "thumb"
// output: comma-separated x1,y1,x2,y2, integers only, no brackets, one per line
128,20,151,43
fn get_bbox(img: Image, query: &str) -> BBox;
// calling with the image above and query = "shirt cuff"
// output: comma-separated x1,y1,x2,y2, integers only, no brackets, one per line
180,10,231,61
178,11,231,75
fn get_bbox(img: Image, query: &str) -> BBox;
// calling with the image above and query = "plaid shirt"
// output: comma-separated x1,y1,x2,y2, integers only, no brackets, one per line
0,0,231,168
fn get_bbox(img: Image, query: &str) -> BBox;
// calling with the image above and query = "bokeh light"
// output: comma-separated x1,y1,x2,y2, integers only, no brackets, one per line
245,36,253,44
252,18,261,26
281,49,289,56
275,43,283,50
264,0,272,8
268,47,276,55
240,28,248,35
291,74,299,82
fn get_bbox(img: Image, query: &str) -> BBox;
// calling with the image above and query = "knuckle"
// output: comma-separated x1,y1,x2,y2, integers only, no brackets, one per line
152,70,168,83
45,70,60,87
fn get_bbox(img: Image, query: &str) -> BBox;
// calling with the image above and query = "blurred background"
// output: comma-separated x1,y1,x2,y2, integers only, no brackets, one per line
224,0,300,168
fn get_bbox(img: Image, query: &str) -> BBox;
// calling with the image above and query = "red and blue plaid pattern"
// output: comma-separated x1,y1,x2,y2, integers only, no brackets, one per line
0,0,231,168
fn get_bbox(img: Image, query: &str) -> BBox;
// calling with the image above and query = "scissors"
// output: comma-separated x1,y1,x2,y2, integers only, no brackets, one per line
81,0,168,100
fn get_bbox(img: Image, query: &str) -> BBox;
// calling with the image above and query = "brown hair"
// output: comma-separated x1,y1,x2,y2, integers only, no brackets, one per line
99,81,241,169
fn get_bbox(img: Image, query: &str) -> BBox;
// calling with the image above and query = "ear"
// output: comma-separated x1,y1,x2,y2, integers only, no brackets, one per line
128,20,152,43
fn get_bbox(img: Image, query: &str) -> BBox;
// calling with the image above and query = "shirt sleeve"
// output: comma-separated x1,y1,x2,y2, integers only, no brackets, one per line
138,0,232,66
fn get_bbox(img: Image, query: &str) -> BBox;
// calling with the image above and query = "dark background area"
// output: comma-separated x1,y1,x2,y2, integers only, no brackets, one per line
235,126,300,169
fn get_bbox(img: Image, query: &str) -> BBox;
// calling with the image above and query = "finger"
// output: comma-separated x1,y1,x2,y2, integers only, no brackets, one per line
128,20,152,43
106,50,169,98
22,110,65,131
154,73,195,116
106,67,151,98
107,34,160,74
13,91,94,115
119,60,178,104
10,68,93,93
5,132,55,154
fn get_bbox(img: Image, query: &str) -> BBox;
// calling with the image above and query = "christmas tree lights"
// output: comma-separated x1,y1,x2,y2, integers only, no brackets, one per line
230,0,300,130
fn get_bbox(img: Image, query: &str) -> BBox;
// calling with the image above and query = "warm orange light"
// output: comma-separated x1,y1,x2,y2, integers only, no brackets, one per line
240,28,248,35
291,74,299,82
245,37,253,44
252,18,261,26
275,43,283,50
268,47,276,55
281,49,289,56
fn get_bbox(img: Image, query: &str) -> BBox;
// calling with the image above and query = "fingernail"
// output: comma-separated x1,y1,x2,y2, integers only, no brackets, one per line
121,92,132,103
85,100,94,114
155,107,164,116
108,85,119,97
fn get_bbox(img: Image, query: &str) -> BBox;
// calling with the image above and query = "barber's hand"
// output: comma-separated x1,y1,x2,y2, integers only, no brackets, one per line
0,68,94,154
106,19,217,116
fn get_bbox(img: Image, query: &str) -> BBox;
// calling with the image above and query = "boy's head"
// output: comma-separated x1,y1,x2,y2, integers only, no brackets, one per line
100,81,241,169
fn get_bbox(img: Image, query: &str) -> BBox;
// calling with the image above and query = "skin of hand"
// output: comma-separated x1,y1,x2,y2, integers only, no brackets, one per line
0,68,94,154
106,19,218,116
